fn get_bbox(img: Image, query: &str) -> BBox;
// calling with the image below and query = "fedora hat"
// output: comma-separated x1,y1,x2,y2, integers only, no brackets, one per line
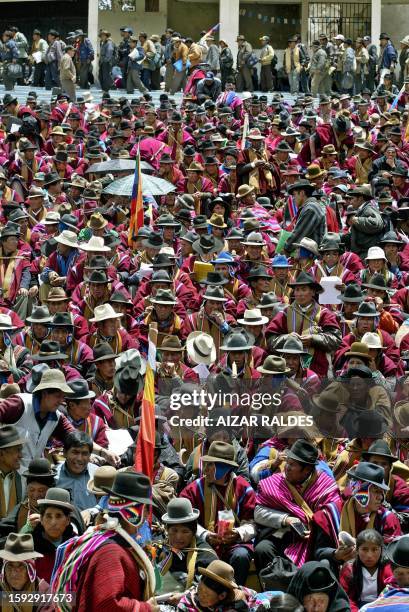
0,425,25,449
361,274,392,294
362,440,397,462
201,441,238,467
395,400,409,428
339,283,363,303
380,230,402,246
203,271,228,286
322,144,337,155
32,369,72,394
293,237,319,257
155,214,180,228
361,332,384,349
79,236,110,253
0,314,17,331
288,271,323,293
199,560,238,590
311,391,340,414
319,237,341,253
84,255,109,272
353,301,378,317
237,308,269,326
22,457,56,479
66,379,95,401
90,304,122,323
87,465,117,496
305,164,326,181
247,128,264,140
43,172,62,187
0,223,20,239
44,287,69,304
38,487,75,511
226,228,244,241
186,331,216,366
54,230,78,249
51,312,74,328
187,162,204,172
110,291,133,306
26,363,50,393
113,366,141,395
87,212,108,230
0,533,43,562
150,289,178,305
0,383,19,400
43,211,60,225
387,536,409,568
162,497,200,524
287,180,315,195
203,285,227,302
242,232,266,247
352,409,388,438
32,340,68,362
26,306,52,325
347,461,389,491
68,175,88,189
92,342,117,362
271,254,292,268
160,335,184,352
220,329,254,351
103,471,152,505
192,234,224,256
236,184,255,199
142,233,164,251
257,355,291,375
150,270,172,285
208,214,227,229
286,439,319,465
276,336,309,356
345,342,371,362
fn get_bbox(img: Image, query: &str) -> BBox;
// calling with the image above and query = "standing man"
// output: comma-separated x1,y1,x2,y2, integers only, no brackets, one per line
363,35,378,90
399,35,409,86
319,32,335,94
118,26,133,81
170,37,188,95
163,28,175,92
378,33,397,82
1,30,19,91
259,36,274,92
355,37,369,94
219,39,234,90
29,29,47,87
341,38,356,94
206,36,220,74
10,26,28,83
126,36,148,95
310,40,327,96
296,34,310,93
284,36,301,95
59,45,77,103
44,29,64,90
333,34,345,91
236,34,253,92
98,29,114,92
150,34,163,90
75,30,94,90
139,31,156,90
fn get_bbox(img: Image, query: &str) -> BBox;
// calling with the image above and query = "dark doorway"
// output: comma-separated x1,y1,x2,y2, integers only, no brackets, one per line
0,0,88,40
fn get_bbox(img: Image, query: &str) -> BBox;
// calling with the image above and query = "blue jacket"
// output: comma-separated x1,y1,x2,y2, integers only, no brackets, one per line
380,42,397,68
1,40,19,62
78,38,94,62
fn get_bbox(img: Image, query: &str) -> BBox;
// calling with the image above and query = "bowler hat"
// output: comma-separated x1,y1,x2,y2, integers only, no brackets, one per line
162,498,200,524
339,283,363,303
38,487,74,511
361,273,392,293
276,336,309,356
160,335,184,352
288,271,323,293
22,458,56,479
386,535,409,568
286,439,319,465
257,356,291,375
347,461,389,491
352,409,389,438
202,285,227,302
26,363,50,393
103,471,152,504
220,330,254,351
199,560,238,590
87,465,117,496
0,425,25,449
32,340,68,362
201,441,238,467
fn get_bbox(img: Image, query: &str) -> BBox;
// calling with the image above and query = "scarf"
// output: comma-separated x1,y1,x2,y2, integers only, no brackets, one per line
340,496,376,537
167,128,184,163
0,470,18,518
51,517,155,612
159,537,199,589
0,575,36,612
57,249,77,277
286,302,321,360
247,148,275,194
204,473,236,533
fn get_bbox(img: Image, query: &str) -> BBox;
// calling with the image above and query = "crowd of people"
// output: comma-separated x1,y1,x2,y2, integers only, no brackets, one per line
1,20,409,612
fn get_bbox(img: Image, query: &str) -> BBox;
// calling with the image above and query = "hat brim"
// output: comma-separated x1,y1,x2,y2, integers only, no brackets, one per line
276,346,309,356
101,488,153,505
236,187,255,199
346,467,389,491
89,312,123,323
149,298,178,306
201,454,238,467
237,316,269,326
0,436,26,449
79,243,110,253
32,379,72,393
344,351,371,361
352,309,379,317
0,550,43,561
186,332,216,366
288,280,324,293
361,282,394,294
192,237,224,256
361,450,397,462
92,353,117,362
32,353,68,362
386,538,409,568
162,508,201,524
257,365,291,375
286,449,319,465
66,391,96,400
37,498,75,511
338,294,363,303
198,566,238,590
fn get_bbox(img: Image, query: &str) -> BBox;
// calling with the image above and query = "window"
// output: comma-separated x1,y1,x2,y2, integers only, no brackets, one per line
145,0,159,12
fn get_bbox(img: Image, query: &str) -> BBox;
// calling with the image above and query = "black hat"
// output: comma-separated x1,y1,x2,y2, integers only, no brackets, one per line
92,342,117,362
84,255,109,271
51,312,74,328
362,440,397,462
386,536,409,568
343,365,373,379
110,291,133,306
26,364,50,393
286,439,319,465
22,458,56,480
288,271,323,294
287,180,315,195
220,329,254,351
247,265,272,281
151,254,174,269
87,270,108,285
361,273,391,293
66,378,96,400
347,461,389,491
114,365,143,396
32,340,68,362
103,472,152,505
43,172,62,187
142,232,164,250
203,271,228,286
26,306,52,325
3,93,18,106
353,301,378,317
339,283,363,303
351,409,389,438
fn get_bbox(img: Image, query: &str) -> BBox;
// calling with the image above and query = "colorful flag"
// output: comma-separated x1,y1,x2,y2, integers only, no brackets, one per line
390,84,405,111
135,324,157,484
128,153,144,247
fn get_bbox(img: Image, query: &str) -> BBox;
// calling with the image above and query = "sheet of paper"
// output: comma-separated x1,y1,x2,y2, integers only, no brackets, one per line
106,428,134,456
319,276,342,305
193,363,210,380
138,262,153,279
10,123,20,134
32,51,42,64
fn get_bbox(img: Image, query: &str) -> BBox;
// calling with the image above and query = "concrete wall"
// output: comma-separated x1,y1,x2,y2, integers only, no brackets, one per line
99,0,168,43
381,4,409,47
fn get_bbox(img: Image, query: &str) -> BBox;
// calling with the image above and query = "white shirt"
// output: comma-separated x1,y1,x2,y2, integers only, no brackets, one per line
0,471,14,511
361,567,378,603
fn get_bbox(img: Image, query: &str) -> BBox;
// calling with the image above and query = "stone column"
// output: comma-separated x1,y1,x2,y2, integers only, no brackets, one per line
88,0,99,81
219,0,240,67
371,0,381,46
301,0,309,45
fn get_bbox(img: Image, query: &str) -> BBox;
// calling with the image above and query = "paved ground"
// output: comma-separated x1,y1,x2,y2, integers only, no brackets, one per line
2,84,296,106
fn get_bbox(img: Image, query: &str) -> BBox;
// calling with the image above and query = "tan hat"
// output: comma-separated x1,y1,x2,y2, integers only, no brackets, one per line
293,237,319,257
186,331,216,366
401,35,409,46
79,236,110,252
0,533,43,562
90,304,122,323
187,161,204,172
32,369,72,393
305,164,326,180
68,175,88,189
0,383,20,399
44,211,61,225
45,287,70,302
208,213,227,229
160,335,184,352
395,400,409,428
201,441,238,467
87,212,108,230
87,465,117,496
51,126,65,136
236,184,255,199
199,560,238,590
55,230,78,249
345,341,371,361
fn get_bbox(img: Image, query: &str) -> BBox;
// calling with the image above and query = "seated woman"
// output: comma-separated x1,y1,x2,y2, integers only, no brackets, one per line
359,247,398,289
158,498,218,594
0,533,48,603
288,561,350,612
177,560,255,612
32,487,76,583
340,529,393,612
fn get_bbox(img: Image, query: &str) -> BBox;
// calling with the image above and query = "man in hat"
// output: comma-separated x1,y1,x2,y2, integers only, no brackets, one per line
283,181,326,254
214,328,263,379
210,251,252,311
63,379,108,449
158,112,195,163
88,304,138,353
88,342,116,397
44,30,64,89
276,335,321,398
44,287,89,342
254,439,341,569
180,440,255,585
40,230,79,295
378,33,397,81
346,185,385,259
235,34,253,92
59,45,76,103
284,36,301,95
75,29,94,89
237,130,281,199
311,234,355,285
0,314,32,381
266,271,341,377
345,140,375,185
50,312,93,376
0,425,25,519
0,223,31,308
98,30,115,91
258,36,274,92
298,113,354,167
8,140,50,189
156,334,198,383
309,40,328,96
137,287,184,354
15,305,52,356
133,264,194,318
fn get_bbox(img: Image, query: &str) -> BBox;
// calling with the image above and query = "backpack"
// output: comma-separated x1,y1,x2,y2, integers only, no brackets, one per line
246,53,259,68
271,55,278,69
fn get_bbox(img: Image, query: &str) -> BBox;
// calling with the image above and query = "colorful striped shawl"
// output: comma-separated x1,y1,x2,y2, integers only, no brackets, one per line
361,586,409,611
256,470,341,566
